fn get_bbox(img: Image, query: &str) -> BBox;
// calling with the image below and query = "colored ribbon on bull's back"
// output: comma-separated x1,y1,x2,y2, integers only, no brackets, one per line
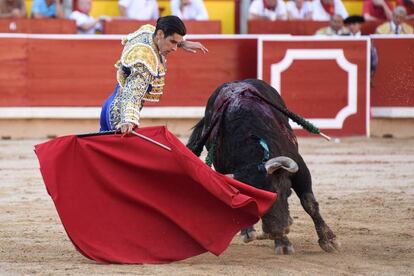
34,126,277,264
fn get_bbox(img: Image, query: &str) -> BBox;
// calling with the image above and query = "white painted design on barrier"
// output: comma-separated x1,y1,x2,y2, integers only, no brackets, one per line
270,49,358,129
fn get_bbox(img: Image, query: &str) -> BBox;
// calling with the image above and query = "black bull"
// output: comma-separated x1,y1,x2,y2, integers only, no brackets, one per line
187,79,339,254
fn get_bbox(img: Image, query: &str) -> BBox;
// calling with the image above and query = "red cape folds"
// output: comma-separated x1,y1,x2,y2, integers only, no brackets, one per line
34,126,276,264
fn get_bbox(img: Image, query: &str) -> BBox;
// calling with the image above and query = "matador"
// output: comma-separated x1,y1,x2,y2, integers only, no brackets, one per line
100,16,207,133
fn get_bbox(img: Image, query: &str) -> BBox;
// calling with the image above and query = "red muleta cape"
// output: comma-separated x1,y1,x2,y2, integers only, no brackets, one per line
34,126,276,264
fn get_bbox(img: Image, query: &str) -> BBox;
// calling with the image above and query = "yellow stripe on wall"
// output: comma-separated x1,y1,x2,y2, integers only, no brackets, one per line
205,1,235,34
344,1,364,15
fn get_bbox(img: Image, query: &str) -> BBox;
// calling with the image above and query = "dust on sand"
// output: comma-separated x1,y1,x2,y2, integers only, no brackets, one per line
0,137,413,275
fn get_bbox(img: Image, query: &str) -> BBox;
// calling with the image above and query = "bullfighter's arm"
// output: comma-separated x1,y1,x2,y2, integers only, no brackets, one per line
119,64,153,129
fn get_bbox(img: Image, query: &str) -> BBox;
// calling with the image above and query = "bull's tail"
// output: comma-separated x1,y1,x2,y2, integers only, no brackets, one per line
187,117,206,157
253,92,331,141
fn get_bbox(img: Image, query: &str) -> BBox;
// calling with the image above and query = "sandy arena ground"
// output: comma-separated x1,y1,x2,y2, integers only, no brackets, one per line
0,136,413,275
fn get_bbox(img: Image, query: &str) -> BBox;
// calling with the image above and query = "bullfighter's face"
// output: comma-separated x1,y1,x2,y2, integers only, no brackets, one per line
154,30,184,57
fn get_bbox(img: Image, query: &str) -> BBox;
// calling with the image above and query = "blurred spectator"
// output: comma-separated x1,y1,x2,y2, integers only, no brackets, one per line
248,0,287,21
376,6,413,33
171,0,208,20
0,0,26,18
118,0,159,20
286,0,313,20
343,15,365,35
342,15,378,80
344,15,378,77
32,0,64,18
315,14,347,34
70,0,110,34
312,0,348,21
363,0,393,21
396,0,414,19
370,42,378,79
61,0,72,18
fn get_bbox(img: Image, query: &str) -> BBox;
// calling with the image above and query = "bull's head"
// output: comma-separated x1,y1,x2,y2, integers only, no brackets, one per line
236,156,299,244
262,156,298,238
225,156,298,189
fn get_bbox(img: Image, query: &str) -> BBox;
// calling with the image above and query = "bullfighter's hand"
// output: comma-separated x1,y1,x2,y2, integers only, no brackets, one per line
180,41,208,54
119,122,135,134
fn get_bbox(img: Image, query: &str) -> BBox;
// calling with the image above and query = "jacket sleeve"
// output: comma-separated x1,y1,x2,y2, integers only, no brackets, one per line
119,64,153,127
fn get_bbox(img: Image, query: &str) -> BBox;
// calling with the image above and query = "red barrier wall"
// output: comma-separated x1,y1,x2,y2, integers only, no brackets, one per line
249,20,414,35
0,36,257,107
249,20,326,35
371,36,414,107
0,19,76,34
0,38,119,106
1,34,412,131
259,38,369,136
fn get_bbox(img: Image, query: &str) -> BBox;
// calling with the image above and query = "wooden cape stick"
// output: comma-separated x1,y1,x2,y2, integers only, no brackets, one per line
131,130,172,151
77,130,172,151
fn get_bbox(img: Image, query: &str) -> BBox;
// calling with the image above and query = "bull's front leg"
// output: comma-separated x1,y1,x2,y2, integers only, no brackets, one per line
261,207,295,255
300,192,340,252
240,204,294,255
239,197,294,255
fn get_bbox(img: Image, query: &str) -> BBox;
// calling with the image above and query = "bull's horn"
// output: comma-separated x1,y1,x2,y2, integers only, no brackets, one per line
265,157,299,174
225,174,235,178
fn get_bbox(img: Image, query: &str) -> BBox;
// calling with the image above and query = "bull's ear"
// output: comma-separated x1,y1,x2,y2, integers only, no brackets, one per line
265,157,298,174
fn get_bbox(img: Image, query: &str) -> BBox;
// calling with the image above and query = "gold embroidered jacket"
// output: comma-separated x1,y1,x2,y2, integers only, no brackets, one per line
109,24,166,129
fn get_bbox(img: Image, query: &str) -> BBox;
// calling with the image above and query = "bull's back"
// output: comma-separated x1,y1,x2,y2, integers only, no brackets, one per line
213,89,296,172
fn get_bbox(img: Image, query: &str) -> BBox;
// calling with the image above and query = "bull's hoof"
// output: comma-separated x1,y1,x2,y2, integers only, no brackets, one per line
240,226,257,243
319,237,341,253
274,236,295,255
241,230,257,243
275,244,295,255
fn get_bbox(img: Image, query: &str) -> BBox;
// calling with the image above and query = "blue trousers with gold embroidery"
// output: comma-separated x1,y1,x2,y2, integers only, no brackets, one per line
100,84,119,131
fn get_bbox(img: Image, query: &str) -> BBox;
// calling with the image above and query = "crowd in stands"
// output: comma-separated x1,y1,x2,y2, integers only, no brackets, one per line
0,0,413,34
249,0,347,21
248,0,413,34
118,0,159,20
69,0,109,34
0,0,210,33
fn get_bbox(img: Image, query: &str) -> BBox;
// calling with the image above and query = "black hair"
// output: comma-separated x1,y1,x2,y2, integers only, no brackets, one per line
155,16,186,37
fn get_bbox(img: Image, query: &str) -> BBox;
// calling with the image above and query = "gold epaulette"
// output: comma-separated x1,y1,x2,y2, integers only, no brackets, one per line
121,44,159,76
122,24,156,45
138,24,156,34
